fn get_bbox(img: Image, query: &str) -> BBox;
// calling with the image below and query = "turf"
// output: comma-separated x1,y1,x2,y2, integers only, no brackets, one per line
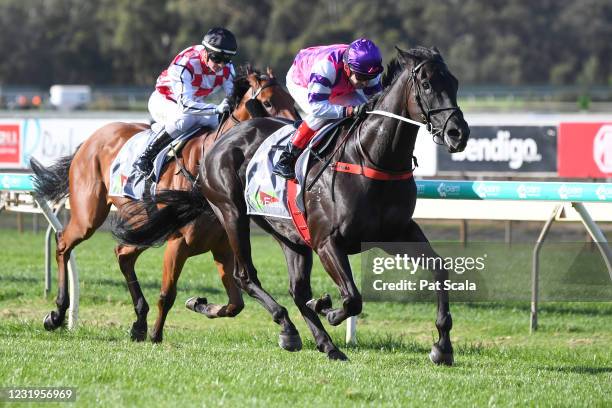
0,230,611,407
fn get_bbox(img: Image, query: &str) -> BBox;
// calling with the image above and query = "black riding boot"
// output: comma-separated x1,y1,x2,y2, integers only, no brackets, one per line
273,143,304,179
133,131,173,176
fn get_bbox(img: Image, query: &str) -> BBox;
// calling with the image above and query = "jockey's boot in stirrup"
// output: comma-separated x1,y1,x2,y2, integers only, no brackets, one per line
273,143,304,179
133,130,173,176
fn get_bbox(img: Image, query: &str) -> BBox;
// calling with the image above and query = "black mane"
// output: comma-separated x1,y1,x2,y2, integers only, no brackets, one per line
382,46,444,89
369,46,444,109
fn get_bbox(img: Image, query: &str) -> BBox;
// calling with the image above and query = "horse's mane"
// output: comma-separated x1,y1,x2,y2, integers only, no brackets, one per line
369,46,444,110
228,66,269,108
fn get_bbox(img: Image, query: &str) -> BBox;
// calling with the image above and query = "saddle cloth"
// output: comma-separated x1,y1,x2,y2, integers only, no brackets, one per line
244,120,341,219
109,123,201,200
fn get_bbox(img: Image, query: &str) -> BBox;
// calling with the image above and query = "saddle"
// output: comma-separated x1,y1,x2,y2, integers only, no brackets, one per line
244,118,348,218
109,124,206,200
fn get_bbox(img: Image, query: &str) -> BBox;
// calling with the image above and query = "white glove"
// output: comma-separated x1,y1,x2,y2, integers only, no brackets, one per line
216,98,231,114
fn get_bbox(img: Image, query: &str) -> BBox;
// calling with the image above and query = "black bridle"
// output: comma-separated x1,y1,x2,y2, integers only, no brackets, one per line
249,76,278,99
408,59,461,145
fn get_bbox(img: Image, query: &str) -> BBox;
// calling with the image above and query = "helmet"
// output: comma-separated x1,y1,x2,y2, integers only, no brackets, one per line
202,27,238,57
344,38,383,78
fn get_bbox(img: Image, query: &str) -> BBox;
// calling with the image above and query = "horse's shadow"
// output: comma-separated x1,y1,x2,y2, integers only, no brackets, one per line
540,366,612,375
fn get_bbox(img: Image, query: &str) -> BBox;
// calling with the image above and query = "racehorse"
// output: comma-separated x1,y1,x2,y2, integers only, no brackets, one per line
30,67,298,342
114,47,470,363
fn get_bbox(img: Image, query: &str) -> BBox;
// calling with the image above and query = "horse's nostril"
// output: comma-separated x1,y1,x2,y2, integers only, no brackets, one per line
446,128,460,139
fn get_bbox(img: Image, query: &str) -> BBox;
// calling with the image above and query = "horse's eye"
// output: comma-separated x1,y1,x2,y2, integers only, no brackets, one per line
422,81,431,91
263,101,272,108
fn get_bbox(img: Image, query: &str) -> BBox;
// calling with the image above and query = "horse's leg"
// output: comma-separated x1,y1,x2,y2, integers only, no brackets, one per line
221,207,301,351
149,237,188,343
191,242,244,318
279,242,348,360
402,219,454,366
44,194,110,330
114,244,149,341
312,238,362,327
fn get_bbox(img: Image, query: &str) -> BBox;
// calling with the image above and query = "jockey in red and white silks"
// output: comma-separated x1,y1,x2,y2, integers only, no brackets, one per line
149,44,236,138
134,27,238,175
273,38,384,179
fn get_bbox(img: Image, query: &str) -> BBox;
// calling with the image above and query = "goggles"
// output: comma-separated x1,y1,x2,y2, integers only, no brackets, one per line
352,70,378,82
208,52,232,64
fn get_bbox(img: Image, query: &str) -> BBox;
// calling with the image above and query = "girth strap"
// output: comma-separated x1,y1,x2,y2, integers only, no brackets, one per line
333,161,413,181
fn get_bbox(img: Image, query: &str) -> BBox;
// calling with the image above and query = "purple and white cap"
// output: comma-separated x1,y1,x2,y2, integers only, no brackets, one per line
344,38,383,76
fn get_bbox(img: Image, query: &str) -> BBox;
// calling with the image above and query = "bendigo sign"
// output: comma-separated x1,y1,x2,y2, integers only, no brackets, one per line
437,126,557,174
558,122,612,178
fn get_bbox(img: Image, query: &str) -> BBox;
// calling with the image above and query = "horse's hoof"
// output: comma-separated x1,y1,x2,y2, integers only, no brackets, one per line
327,349,349,361
43,311,61,331
429,344,454,366
306,293,332,314
278,333,302,352
149,332,163,344
130,323,147,342
326,311,345,327
185,296,207,312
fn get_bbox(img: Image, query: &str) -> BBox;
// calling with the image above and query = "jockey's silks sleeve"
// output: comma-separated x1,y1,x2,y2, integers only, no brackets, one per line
307,57,346,119
170,64,218,116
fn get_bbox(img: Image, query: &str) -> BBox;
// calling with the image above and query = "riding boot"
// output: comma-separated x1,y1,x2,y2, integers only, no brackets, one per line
273,143,304,179
133,130,173,176
273,121,315,179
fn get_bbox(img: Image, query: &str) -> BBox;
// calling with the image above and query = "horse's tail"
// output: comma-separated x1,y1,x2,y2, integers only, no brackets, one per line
29,145,81,203
112,185,211,248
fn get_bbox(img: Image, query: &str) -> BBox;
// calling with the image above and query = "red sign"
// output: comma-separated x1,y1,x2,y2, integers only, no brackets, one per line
558,122,612,178
0,124,20,165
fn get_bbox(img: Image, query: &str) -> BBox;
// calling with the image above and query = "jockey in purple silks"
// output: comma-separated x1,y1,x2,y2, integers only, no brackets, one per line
273,38,384,179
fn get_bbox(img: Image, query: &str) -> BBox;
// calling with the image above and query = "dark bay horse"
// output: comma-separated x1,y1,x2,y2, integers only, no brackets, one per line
115,47,470,363
30,68,297,342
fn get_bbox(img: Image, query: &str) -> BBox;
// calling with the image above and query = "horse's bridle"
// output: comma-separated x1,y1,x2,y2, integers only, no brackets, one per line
407,59,461,145
217,76,281,141
249,76,278,99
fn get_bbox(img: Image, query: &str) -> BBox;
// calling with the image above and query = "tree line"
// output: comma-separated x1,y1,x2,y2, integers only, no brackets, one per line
1,0,610,88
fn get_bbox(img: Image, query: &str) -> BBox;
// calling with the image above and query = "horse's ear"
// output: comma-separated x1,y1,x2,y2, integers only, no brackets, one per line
395,46,410,65
247,74,259,89
266,66,274,78
246,63,253,75
432,46,441,55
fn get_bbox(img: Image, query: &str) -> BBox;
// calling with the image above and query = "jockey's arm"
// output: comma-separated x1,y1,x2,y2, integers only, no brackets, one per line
221,64,236,98
170,64,218,116
306,59,346,119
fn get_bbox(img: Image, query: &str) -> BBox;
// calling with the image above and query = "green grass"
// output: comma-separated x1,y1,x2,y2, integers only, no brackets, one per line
0,230,611,407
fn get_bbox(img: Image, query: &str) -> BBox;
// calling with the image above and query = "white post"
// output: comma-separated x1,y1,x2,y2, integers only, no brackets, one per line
346,316,357,345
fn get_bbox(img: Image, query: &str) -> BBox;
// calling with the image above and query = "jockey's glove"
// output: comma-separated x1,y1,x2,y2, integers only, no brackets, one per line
216,98,231,114
346,103,367,118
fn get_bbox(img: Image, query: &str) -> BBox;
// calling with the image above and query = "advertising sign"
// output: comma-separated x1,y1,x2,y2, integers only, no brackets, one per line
558,122,612,178
0,124,20,167
437,126,557,175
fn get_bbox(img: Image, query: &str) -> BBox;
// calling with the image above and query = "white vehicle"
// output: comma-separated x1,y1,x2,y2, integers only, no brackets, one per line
49,85,91,110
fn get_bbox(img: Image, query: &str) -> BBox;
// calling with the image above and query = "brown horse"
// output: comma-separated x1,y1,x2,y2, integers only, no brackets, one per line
30,68,297,342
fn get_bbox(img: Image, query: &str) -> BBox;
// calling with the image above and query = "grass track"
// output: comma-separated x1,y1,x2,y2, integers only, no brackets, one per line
0,230,611,407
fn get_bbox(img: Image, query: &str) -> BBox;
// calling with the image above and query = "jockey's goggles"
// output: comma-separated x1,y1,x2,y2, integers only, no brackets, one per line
352,70,377,82
208,52,232,64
